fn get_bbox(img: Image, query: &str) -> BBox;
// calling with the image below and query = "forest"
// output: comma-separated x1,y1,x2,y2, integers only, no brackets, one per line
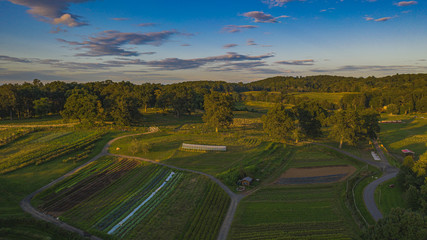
0,74,426,124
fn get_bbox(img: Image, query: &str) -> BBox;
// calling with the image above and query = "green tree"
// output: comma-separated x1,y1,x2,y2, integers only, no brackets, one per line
412,152,427,177
329,110,364,148
203,91,234,133
262,104,296,142
33,97,52,116
363,208,427,240
360,109,380,139
61,89,103,125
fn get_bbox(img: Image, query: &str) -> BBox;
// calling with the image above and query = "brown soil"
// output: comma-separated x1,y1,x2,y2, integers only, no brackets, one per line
277,165,356,181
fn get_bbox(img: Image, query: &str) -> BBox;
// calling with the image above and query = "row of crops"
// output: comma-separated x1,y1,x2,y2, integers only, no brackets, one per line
35,156,230,239
0,130,106,174
0,127,36,148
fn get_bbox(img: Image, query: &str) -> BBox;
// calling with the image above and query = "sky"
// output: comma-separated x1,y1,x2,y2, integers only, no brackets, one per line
0,0,426,84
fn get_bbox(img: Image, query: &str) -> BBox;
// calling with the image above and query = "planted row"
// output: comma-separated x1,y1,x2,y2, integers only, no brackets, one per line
0,131,105,174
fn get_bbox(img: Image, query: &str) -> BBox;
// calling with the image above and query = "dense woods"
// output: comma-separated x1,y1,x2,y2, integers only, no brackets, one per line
0,74,426,124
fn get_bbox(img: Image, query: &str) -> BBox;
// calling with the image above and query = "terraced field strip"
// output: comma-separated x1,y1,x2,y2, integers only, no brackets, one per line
182,181,231,240
107,171,177,235
0,131,106,174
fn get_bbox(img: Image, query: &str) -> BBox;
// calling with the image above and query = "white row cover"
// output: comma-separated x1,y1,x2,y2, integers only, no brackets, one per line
181,143,226,151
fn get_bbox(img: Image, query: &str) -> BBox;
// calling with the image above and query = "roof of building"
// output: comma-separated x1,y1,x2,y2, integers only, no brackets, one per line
402,149,415,154
242,176,253,182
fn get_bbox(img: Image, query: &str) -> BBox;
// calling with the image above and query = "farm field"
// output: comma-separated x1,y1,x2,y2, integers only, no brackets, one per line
34,156,230,240
0,129,105,174
291,92,358,104
379,114,427,158
0,127,124,240
229,144,361,240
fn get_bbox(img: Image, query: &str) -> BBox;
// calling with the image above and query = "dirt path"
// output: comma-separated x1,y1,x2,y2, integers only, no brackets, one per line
20,129,241,240
312,142,399,222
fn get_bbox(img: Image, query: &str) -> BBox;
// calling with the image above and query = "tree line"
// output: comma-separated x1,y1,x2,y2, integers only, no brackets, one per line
0,74,426,124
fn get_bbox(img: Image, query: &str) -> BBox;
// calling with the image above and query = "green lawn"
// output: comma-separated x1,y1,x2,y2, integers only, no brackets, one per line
375,177,406,216
379,114,427,157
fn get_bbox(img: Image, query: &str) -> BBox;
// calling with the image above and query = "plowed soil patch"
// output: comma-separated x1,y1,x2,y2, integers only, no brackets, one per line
275,165,356,184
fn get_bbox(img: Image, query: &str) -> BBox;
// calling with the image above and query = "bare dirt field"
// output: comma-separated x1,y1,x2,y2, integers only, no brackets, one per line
275,165,356,184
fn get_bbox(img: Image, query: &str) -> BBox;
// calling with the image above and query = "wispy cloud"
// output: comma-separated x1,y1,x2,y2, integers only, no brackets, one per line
141,52,274,70
310,65,427,73
0,52,274,72
262,0,301,7
138,23,157,27
365,16,394,22
396,1,418,6
111,18,129,21
276,59,314,65
0,55,32,63
57,30,179,57
247,39,257,46
7,0,90,30
222,25,258,33
242,11,289,23
181,44,191,47
223,43,238,49
320,8,335,13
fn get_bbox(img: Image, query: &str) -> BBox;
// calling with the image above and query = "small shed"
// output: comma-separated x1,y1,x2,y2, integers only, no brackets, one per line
402,149,415,157
241,177,253,186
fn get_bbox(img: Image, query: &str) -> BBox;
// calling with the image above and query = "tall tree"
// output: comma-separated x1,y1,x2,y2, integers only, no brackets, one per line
61,89,103,125
203,91,234,133
262,104,296,142
363,208,427,240
329,110,364,148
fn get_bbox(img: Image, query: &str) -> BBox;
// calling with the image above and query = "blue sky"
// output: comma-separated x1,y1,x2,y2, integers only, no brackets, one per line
0,0,426,83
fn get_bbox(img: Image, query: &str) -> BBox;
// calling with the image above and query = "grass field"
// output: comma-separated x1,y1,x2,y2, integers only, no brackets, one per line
34,156,230,240
229,144,361,240
379,114,427,158
291,92,359,104
374,178,406,216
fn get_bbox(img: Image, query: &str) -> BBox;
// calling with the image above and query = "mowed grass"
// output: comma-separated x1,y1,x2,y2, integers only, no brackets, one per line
375,177,406,216
379,114,427,156
229,144,360,240
289,144,365,168
110,128,266,176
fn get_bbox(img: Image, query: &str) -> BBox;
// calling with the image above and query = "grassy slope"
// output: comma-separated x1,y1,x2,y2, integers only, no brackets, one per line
379,114,427,157
374,178,406,216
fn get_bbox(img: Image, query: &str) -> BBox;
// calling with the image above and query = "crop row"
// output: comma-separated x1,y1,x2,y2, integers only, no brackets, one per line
231,221,348,240
62,144,95,163
181,182,230,240
113,172,183,238
0,131,106,174
61,163,162,227
96,169,182,235
40,159,139,214
0,128,37,147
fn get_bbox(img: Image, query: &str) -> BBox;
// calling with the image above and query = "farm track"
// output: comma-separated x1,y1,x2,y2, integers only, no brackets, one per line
20,129,242,240
312,141,399,222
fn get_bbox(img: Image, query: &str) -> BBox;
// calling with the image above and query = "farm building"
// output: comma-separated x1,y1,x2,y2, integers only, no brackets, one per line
181,143,226,152
240,177,253,186
402,149,415,157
